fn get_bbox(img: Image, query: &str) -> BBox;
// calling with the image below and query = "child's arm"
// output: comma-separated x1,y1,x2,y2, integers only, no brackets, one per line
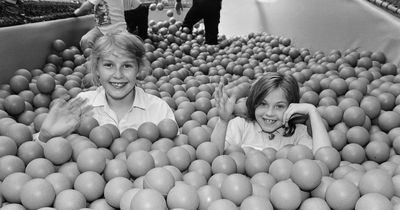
74,1,94,16
210,81,236,155
306,106,331,154
211,118,229,155
283,103,331,154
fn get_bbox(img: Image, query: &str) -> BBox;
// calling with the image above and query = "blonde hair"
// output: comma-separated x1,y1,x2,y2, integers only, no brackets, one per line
87,32,150,86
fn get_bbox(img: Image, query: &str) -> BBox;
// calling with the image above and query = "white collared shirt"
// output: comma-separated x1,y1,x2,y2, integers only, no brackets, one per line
225,117,312,152
77,86,176,133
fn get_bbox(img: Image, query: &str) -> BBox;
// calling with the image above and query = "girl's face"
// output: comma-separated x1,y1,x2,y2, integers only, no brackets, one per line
97,51,139,101
255,88,289,133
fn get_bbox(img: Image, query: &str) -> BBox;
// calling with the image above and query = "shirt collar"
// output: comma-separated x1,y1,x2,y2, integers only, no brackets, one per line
92,86,108,107
92,86,147,110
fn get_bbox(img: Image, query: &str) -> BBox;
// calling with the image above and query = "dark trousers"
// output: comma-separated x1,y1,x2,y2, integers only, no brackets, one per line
124,4,149,41
182,0,222,45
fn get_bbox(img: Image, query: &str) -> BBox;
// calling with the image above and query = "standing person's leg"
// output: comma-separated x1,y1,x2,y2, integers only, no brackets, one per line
80,27,103,51
124,9,137,34
203,2,221,45
181,1,203,34
136,4,149,41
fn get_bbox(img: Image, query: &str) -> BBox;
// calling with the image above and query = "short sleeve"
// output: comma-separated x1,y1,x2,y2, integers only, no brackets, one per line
160,100,176,122
145,93,176,124
225,117,246,149
294,124,313,150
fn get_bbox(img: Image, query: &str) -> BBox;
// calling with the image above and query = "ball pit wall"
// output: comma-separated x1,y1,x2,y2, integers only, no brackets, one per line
219,0,400,66
0,15,94,85
2,0,400,86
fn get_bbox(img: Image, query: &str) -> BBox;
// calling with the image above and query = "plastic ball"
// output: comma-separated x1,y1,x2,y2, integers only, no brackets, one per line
130,188,167,210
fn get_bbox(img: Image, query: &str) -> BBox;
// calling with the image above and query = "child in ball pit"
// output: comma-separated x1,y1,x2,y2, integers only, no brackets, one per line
211,72,332,155
37,31,176,143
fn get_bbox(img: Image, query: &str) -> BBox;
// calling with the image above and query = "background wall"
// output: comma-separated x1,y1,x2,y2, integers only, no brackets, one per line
2,0,400,85
0,15,94,85
219,0,400,66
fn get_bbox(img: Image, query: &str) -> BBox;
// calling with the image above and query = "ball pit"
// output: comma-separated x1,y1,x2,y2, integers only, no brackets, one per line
1,2,400,210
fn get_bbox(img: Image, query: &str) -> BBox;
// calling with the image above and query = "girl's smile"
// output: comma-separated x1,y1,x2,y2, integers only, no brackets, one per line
110,82,128,89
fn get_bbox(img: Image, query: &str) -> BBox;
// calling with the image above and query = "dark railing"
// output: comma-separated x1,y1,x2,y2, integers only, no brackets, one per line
365,0,400,17
0,0,81,27
0,0,192,28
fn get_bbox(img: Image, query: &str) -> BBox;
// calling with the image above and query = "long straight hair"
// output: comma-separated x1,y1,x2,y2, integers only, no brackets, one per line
246,72,300,136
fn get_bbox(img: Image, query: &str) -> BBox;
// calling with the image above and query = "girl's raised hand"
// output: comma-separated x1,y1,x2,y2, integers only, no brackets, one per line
39,97,92,142
215,79,236,122
282,103,316,125
284,103,331,154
